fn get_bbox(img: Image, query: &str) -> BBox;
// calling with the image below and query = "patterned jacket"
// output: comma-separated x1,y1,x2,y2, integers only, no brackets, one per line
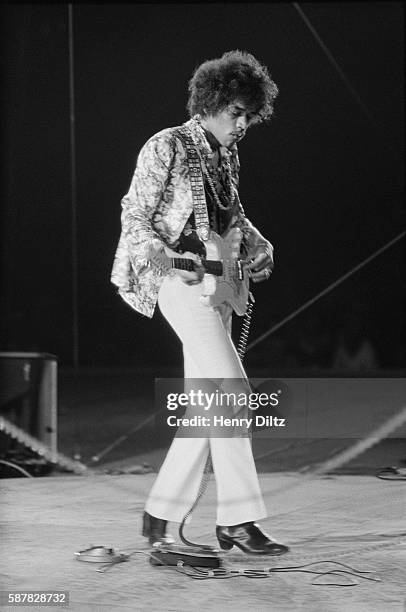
111,116,272,318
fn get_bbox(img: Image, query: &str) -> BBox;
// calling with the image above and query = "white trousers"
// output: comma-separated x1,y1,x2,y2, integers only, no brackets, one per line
145,274,267,526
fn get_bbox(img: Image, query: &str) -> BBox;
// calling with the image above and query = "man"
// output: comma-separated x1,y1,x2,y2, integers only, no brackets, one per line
111,50,288,555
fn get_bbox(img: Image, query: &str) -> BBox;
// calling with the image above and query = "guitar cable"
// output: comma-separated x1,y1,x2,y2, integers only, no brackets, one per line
236,292,255,361
178,291,256,550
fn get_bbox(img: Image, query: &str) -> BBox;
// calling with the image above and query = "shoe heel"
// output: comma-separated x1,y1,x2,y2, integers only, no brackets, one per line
217,536,233,551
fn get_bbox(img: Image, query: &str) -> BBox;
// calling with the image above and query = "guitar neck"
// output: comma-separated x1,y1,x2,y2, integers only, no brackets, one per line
170,257,223,277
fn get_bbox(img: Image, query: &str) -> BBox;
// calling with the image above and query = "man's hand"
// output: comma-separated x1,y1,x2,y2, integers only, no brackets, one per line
175,257,205,285
176,268,204,285
246,244,274,283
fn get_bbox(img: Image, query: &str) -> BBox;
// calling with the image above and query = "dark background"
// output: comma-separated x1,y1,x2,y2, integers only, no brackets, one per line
1,2,404,370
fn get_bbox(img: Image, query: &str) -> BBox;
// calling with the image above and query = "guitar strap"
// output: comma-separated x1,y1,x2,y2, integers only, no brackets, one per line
173,126,211,242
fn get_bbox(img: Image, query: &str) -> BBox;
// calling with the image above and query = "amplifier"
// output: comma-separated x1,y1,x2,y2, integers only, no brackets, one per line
0,352,57,454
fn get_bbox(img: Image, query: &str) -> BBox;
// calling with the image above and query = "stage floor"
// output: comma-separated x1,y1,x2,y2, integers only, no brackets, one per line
1,472,405,611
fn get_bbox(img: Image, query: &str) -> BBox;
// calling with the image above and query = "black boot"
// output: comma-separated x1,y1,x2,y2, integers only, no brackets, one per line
142,511,175,546
216,522,289,555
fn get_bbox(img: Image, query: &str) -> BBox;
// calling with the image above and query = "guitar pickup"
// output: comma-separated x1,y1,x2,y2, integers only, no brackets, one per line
204,260,223,276
236,260,244,281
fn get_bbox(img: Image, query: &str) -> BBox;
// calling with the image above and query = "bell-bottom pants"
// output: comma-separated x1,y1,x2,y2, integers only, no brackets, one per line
144,274,267,526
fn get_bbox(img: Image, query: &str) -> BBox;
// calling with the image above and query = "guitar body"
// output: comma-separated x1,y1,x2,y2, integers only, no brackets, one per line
163,227,249,316
199,228,249,315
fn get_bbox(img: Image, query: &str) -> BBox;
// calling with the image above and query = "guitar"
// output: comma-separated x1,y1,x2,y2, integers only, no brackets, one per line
148,227,250,315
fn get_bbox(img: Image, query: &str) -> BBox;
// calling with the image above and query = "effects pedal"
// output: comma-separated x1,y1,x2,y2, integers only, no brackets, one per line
149,544,221,568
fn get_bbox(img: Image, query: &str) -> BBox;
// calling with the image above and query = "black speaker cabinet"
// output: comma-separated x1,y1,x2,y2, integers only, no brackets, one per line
0,352,58,454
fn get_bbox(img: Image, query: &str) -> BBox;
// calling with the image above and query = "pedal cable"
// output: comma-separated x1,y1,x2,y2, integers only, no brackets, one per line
92,548,381,586
174,559,381,586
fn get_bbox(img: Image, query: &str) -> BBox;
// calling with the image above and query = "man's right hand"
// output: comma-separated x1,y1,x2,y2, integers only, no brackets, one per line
175,266,204,285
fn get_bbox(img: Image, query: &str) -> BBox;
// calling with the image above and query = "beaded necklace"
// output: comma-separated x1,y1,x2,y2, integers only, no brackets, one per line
202,157,236,211
189,115,236,212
